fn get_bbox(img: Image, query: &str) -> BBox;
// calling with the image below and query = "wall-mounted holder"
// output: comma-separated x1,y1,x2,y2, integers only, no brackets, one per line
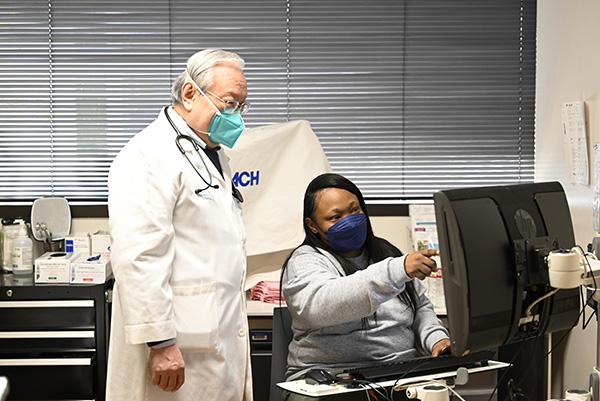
30,197,71,252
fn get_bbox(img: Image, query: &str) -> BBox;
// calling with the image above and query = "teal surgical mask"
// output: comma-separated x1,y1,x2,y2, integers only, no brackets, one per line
206,110,245,149
185,71,245,148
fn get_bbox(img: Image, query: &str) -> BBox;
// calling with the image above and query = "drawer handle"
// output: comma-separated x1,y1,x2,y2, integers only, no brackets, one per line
0,300,94,308
0,358,92,366
0,331,95,339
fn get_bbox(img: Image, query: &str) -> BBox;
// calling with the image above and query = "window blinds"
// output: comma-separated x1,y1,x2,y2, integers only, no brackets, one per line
0,0,172,204
0,0,535,205
286,0,535,200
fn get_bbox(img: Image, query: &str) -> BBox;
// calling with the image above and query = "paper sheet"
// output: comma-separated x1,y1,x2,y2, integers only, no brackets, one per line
594,143,600,232
561,101,589,185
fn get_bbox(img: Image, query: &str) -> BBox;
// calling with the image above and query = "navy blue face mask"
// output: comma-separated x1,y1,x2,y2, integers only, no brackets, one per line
324,213,368,253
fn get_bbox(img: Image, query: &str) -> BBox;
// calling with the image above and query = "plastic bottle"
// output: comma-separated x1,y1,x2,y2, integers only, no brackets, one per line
2,218,23,272
12,221,33,274
2,218,24,273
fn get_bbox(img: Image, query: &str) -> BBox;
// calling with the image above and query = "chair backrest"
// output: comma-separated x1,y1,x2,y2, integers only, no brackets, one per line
269,306,293,401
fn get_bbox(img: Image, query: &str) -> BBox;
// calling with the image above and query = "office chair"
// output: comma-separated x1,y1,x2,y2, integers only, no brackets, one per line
269,306,293,401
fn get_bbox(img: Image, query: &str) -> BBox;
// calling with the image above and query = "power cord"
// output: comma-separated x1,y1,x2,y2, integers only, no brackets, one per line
332,376,393,401
506,378,528,400
402,378,468,401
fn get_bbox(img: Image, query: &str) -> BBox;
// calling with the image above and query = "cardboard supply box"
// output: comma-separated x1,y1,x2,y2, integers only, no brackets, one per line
70,254,111,284
91,232,111,258
35,252,80,283
65,233,91,257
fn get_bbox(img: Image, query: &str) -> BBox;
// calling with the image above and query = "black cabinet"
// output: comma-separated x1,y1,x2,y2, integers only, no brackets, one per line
0,274,112,401
250,328,273,401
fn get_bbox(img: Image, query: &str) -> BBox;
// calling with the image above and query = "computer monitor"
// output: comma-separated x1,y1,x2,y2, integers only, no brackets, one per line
433,181,580,356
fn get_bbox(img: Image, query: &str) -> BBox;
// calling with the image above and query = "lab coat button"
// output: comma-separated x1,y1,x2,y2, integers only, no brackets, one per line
238,329,246,337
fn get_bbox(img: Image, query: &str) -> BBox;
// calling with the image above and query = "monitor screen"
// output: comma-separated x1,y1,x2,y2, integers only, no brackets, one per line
433,181,580,356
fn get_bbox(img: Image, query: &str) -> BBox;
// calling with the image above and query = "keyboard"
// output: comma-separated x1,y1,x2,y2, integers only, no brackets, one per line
343,349,495,381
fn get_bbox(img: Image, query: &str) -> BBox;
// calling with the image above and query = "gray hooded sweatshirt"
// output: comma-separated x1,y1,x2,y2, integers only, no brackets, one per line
282,245,449,380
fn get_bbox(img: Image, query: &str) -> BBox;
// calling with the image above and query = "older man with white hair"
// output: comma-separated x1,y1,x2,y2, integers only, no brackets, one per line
107,49,253,400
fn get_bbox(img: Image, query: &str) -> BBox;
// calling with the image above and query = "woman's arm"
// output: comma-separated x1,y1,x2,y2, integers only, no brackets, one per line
282,247,410,329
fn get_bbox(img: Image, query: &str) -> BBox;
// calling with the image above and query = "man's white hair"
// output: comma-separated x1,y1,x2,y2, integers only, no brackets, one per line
170,49,245,104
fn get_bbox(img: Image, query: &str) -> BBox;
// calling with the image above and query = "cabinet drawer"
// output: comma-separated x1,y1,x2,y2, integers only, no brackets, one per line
0,356,95,400
0,301,95,330
0,331,95,352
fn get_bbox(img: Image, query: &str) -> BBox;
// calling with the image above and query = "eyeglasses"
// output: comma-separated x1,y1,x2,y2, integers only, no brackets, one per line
206,91,251,115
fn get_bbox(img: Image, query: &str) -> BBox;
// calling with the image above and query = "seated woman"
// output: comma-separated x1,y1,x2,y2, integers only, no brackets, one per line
280,173,450,400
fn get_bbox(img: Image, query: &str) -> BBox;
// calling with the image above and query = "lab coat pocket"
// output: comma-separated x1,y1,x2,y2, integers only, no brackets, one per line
172,282,220,353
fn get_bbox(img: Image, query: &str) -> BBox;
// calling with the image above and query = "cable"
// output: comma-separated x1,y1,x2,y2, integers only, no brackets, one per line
516,246,600,400
359,382,392,401
387,360,436,400
519,264,591,400
581,285,598,331
576,247,599,330
504,245,595,400
332,377,392,401
525,288,559,317
444,382,468,401
523,245,596,318
515,332,546,400
503,330,545,401
516,246,597,399
403,378,468,401
487,322,536,401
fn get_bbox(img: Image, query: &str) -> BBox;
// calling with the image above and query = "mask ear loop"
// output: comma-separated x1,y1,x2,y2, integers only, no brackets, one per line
308,217,329,241
185,70,222,116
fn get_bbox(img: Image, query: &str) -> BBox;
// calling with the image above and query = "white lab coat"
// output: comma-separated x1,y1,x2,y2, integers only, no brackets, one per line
106,108,252,401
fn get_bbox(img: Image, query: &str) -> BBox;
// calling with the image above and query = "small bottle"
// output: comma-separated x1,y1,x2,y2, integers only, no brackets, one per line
12,222,33,274
2,218,22,272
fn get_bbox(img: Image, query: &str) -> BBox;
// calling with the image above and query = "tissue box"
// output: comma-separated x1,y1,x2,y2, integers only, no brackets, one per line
70,254,111,284
91,232,111,258
35,252,80,283
65,234,91,257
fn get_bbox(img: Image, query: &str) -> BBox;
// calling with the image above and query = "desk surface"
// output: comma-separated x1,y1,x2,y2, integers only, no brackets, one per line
277,360,510,398
247,300,445,317
247,299,279,316
246,300,445,317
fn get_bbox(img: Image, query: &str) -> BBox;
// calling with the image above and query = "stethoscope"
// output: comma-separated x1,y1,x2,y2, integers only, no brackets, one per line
164,107,243,203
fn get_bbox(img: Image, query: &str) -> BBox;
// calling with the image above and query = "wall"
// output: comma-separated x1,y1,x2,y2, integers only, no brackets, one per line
71,218,109,234
371,215,412,252
537,0,600,396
